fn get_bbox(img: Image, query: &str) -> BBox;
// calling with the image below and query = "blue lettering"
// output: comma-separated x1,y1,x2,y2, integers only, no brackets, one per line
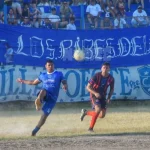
33,84,42,96
0,70,7,96
118,68,132,95
80,69,90,97
8,68,19,95
19,68,32,95
110,68,118,95
65,70,80,98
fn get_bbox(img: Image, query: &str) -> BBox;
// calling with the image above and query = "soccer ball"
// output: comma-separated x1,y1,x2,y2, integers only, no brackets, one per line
73,49,85,61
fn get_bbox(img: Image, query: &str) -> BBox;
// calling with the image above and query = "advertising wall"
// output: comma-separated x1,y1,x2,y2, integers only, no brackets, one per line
0,65,149,102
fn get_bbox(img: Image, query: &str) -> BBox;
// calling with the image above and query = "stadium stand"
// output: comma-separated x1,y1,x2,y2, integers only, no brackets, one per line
1,0,150,30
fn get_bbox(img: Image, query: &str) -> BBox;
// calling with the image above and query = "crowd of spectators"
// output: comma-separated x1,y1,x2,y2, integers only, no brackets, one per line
0,0,149,30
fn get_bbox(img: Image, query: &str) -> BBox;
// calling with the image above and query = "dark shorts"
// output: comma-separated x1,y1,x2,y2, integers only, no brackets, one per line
91,97,107,110
37,89,56,116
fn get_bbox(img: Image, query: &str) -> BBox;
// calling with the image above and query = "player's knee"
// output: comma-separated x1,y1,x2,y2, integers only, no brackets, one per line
39,89,46,96
98,114,105,118
98,110,106,118
40,89,46,93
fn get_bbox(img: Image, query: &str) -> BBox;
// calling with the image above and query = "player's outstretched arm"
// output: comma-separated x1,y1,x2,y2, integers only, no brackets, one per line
61,80,68,91
17,78,41,85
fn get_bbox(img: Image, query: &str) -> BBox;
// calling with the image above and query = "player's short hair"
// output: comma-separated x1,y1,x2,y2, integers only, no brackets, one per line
102,62,110,67
46,59,54,64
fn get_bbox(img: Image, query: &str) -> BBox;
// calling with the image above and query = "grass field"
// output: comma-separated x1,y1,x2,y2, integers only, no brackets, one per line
0,101,150,139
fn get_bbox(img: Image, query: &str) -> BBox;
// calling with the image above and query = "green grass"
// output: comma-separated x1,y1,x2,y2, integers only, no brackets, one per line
0,103,150,140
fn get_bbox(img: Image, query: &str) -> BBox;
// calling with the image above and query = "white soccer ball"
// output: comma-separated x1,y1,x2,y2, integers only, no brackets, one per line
73,49,85,61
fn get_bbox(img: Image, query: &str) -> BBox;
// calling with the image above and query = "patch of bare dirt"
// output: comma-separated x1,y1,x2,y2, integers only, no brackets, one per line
0,134,150,150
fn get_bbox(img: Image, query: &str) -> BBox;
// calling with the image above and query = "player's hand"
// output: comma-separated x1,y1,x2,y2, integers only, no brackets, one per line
62,84,67,91
94,92,101,99
106,99,111,104
17,78,23,83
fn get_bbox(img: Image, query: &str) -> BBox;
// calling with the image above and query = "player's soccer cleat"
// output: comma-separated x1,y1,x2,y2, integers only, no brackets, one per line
80,109,87,121
31,127,40,136
31,131,36,136
88,128,94,132
35,97,41,111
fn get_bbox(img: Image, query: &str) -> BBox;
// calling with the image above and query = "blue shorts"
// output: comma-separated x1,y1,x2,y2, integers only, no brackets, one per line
42,101,56,116
37,89,56,116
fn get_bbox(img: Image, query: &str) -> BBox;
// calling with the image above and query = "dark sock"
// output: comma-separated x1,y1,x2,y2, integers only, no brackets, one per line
32,126,40,136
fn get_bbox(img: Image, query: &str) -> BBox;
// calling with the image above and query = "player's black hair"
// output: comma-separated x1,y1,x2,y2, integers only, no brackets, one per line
46,59,54,64
102,62,110,67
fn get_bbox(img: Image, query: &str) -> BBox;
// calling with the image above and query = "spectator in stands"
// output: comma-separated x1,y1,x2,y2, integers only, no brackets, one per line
13,17,20,25
4,43,14,65
105,0,117,18
0,17,4,24
22,3,30,18
86,0,101,29
48,7,68,29
0,11,3,20
40,17,52,29
131,5,150,27
78,0,87,5
0,0,4,20
71,0,79,6
29,2,42,18
115,0,126,16
49,0,60,7
21,16,32,27
31,0,38,5
37,0,51,19
7,8,15,25
0,10,4,23
60,1,74,20
29,2,42,28
96,0,106,12
23,0,32,5
12,0,22,17
100,13,113,29
114,13,129,29
128,0,144,12
37,0,50,6
66,17,76,30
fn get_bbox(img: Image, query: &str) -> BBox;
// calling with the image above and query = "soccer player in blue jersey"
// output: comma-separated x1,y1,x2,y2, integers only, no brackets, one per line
17,59,68,136
80,62,114,132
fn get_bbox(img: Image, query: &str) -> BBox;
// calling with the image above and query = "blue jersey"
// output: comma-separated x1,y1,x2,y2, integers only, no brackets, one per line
38,71,65,101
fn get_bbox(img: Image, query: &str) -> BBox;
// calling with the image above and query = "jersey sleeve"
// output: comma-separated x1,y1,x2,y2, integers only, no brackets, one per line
37,73,43,82
86,5,90,13
59,71,65,82
88,73,98,86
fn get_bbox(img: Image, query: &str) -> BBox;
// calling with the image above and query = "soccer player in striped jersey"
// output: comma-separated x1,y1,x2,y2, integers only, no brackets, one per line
80,62,114,132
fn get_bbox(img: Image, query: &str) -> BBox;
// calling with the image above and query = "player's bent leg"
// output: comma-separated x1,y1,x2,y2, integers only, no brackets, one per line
31,102,55,136
88,105,101,132
80,109,87,121
35,89,46,111
32,112,48,136
37,113,48,128
98,109,106,118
